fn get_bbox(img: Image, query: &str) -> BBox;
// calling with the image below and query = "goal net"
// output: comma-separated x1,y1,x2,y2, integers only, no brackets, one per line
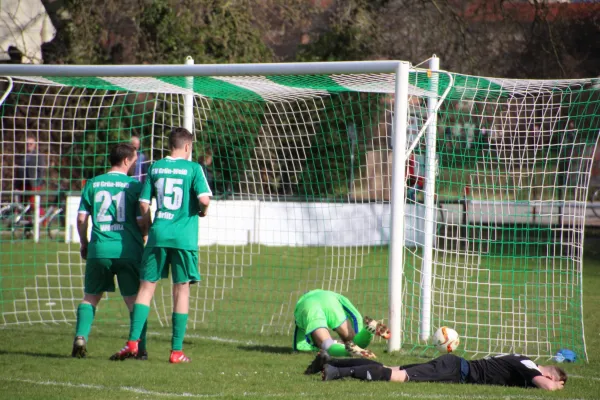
0,63,597,361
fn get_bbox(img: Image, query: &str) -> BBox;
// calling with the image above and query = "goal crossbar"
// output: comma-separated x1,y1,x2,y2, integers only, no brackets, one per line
0,58,596,363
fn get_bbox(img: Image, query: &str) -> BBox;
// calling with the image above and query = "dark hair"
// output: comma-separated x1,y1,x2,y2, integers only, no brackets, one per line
109,143,136,166
169,127,193,149
548,366,568,385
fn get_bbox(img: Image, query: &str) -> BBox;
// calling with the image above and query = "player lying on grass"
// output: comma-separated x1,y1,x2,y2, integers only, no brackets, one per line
72,143,149,359
294,289,390,361
111,127,212,364
308,351,566,391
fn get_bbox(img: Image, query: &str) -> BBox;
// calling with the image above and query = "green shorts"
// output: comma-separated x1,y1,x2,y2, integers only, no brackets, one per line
293,289,363,347
84,258,140,297
141,247,200,284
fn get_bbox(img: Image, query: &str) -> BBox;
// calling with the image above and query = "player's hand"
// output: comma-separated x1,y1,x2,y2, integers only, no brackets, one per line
80,244,88,260
198,210,207,218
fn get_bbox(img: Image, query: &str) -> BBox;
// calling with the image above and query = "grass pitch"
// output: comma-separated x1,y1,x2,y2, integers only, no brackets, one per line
0,240,599,399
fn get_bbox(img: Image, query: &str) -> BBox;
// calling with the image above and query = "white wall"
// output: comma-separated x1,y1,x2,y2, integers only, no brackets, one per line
66,197,431,247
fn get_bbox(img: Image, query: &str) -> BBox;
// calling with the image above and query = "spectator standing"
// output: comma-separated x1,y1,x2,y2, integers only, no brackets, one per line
14,135,46,214
198,150,214,193
130,136,148,183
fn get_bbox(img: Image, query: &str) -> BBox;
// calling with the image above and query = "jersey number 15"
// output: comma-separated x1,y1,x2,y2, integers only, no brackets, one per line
155,178,183,210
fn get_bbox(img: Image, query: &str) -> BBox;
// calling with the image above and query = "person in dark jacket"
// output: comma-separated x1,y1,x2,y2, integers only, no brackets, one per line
310,352,567,391
14,135,46,213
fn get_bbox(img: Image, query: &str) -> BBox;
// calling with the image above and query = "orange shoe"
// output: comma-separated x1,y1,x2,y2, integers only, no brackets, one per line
109,340,138,361
169,350,191,363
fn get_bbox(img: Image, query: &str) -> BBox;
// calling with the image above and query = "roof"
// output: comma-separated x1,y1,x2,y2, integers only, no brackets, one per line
0,0,56,64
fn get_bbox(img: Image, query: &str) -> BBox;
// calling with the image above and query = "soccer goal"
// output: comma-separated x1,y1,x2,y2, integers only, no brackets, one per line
0,59,597,361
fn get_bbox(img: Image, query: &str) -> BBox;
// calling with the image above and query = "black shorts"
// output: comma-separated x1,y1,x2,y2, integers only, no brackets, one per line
400,354,465,383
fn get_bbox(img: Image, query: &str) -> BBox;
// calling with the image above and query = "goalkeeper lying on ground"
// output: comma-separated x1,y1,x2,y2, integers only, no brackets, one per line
294,289,390,361
306,351,566,391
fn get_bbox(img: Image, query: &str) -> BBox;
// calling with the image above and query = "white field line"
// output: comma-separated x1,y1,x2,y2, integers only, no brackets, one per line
0,377,590,400
147,331,257,345
0,378,221,398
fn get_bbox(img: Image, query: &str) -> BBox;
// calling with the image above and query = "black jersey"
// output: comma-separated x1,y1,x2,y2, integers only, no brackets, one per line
467,354,542,387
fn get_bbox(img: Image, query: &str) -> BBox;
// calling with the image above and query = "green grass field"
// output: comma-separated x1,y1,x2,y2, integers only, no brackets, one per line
0,239,599,399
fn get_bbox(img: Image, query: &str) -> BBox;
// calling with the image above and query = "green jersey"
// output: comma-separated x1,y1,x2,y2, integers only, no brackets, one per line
140,156,212,250
78,171,144,260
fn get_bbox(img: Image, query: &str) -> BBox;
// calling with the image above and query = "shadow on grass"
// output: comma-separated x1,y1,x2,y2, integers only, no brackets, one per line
0,350,72,359
237,345,295,354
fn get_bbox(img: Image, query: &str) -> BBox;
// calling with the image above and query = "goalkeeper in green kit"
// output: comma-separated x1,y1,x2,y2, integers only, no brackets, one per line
111,127,211,363
294,289,391,368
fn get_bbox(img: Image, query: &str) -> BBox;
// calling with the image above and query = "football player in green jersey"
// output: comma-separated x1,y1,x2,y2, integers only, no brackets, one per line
295,289,391,367
72,143,149,359
112,127,211,363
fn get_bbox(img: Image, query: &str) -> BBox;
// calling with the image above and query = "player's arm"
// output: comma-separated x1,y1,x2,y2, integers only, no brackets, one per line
138,201,151,241
77,182,92,260
194,163,212,217
137,210,150,244
76,212,89,260
138,168,153,238
532,376,564,391
198,195,210,217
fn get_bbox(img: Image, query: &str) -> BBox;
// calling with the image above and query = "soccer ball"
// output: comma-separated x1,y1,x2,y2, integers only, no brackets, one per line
432,326,460,353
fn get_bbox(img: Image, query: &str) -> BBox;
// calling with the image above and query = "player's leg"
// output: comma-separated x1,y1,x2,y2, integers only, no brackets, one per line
311,327,351,357
325,357,458,383
169,248,199,363
311,322,373,358
322,360,398,382
399,354,463,383
130,248,163,341
294,293,351,357
73,258,114,358
171,281,190,362
122,295,146,359
115,259,149,359
305,351,381,374
292,292,321,352
73,293,102,358
293,325,320,352
112,248,163,360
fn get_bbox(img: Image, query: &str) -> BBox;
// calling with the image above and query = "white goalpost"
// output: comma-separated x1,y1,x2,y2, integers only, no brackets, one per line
0,59,596,361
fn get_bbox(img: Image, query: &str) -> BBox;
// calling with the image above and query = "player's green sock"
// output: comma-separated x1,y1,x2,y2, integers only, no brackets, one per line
327,342,350,357
171,313,188,351
353,328,374,348
140,320,148,352
75,303,96,341
129,304,150,341
130,312,148,351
